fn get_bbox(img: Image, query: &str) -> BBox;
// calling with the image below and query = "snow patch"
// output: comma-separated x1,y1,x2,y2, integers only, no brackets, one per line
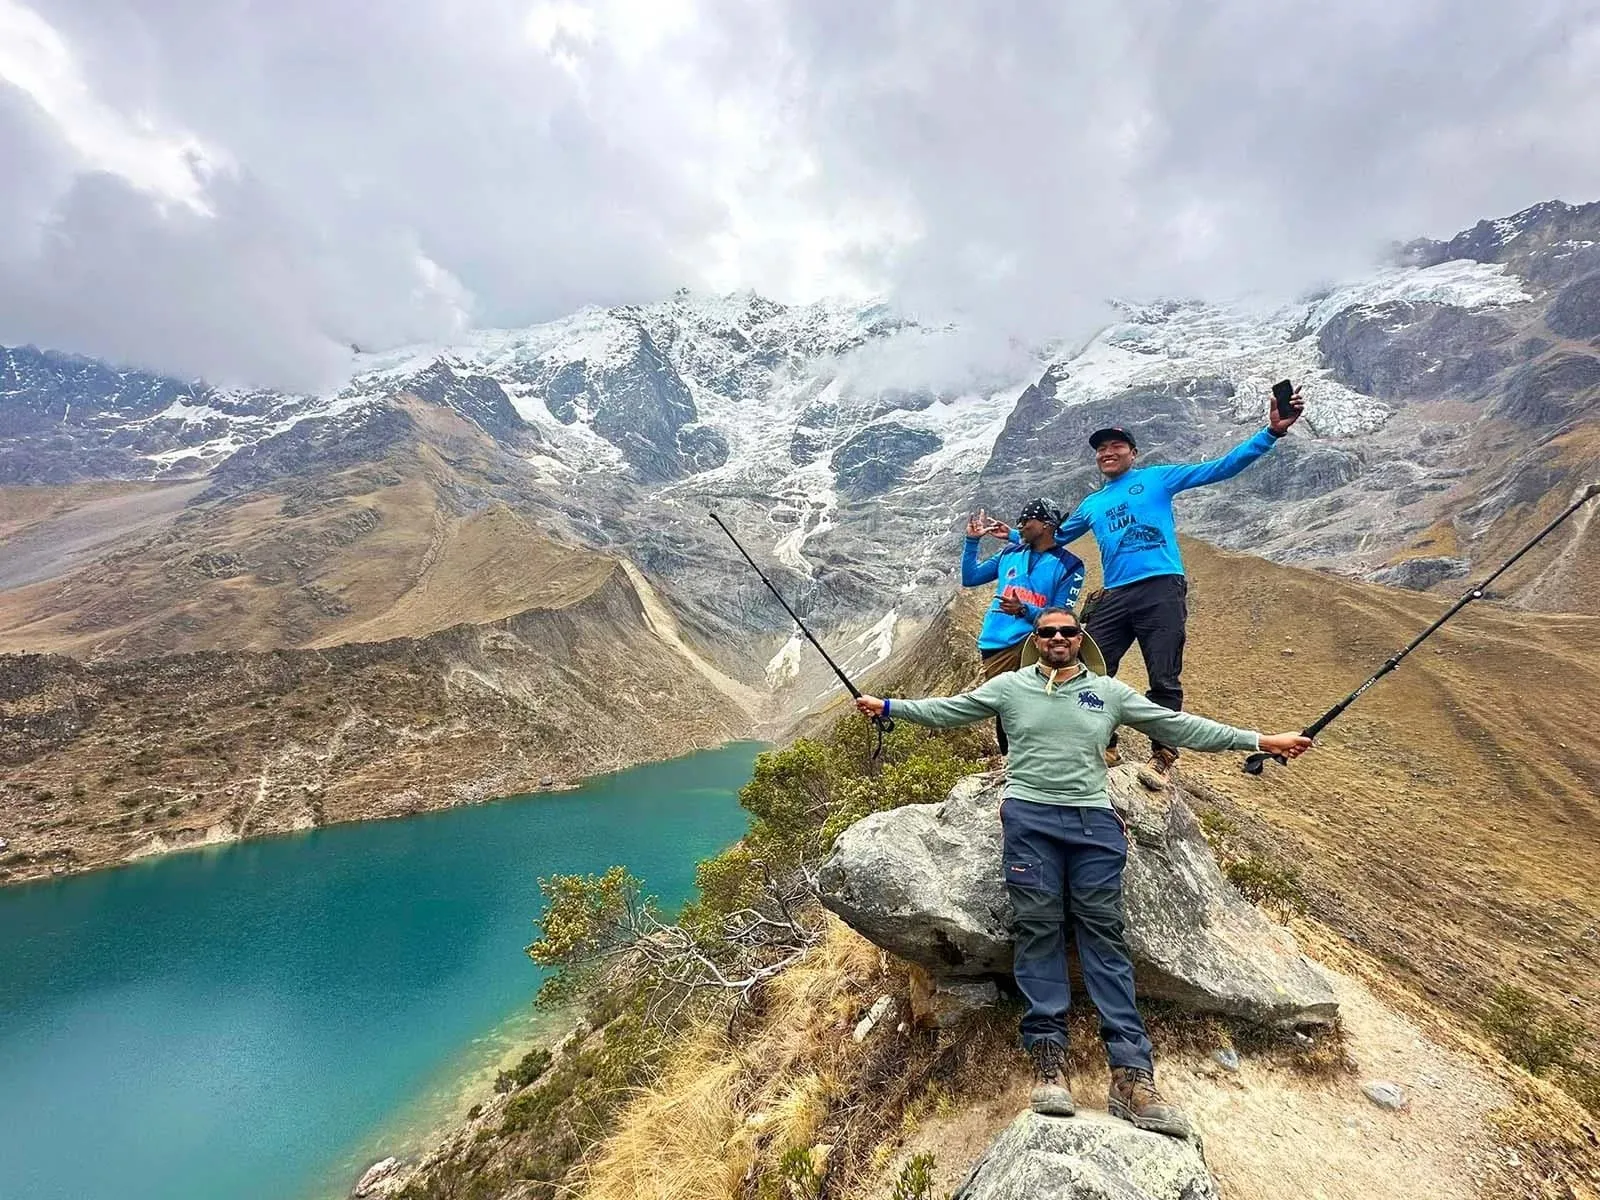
765,631,804,686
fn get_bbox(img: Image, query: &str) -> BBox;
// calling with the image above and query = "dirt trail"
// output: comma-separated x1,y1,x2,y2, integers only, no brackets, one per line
885,953,1568,1200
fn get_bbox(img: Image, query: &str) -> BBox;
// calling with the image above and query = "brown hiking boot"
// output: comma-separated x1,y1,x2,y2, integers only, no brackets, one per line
1027,1040,1076,1117
1103,744,1123,768
1108,1066,1191,1137
1136,747,1178,791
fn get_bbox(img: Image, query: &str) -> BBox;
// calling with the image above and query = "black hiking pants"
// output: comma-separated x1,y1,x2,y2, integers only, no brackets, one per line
1084,573,1187,757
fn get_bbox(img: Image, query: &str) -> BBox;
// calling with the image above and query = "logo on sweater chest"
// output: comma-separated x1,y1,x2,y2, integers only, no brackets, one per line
1077,691,1106,711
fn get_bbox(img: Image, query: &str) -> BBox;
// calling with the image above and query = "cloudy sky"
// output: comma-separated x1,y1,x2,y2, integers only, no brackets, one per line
2,0,1599,391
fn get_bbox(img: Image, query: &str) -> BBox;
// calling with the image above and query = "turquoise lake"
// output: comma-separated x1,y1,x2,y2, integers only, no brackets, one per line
0,742,763,1200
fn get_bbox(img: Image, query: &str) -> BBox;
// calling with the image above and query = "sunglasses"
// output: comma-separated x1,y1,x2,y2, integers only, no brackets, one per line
1035,625,1083,640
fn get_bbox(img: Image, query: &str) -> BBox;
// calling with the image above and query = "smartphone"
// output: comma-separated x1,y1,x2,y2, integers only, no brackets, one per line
1272,379,1296,419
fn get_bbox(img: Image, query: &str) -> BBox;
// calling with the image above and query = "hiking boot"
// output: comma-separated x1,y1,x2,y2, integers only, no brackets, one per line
1027,1040,1076,1117
1103,744,1123,768
1136,747,1179,791
1108,1066,1191,1138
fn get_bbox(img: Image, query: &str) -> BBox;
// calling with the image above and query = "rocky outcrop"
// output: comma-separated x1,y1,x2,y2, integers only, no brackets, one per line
403,361,532,445
1546,272,1600,343
1316,301,1512,400
830,423,943,499
1367,556,1471,590
952,1111,1219,1200
1493,352,1600,427
816,768,1338,1027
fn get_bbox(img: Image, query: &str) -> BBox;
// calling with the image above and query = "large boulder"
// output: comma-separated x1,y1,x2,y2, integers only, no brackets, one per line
816,768,1338,1027
952,1111,1220,1200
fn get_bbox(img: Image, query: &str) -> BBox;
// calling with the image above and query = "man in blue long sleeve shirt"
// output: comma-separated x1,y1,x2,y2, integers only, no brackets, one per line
962,497,1086,751
1058,389,1304,786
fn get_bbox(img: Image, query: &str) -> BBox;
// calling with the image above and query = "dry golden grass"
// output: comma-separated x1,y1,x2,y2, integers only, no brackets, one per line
581,1033,751,1200
0,439,613,659
576,919,925,1200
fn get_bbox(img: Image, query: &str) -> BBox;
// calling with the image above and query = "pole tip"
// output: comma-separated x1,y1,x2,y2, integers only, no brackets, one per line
1583,483,1600,502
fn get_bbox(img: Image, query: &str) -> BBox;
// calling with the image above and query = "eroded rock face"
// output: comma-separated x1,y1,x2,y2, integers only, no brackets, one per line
952,1111,1220,1200
816,768,1338,1027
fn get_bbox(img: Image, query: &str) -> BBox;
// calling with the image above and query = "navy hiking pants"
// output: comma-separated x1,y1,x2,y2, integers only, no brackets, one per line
1000,796,1153,1071
1084,573,1187,757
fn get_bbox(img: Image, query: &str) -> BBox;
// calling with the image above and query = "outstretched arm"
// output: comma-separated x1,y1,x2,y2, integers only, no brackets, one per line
1157,391,1305,493
1153,428,1279,494
856,675,1010,729
1113,687,1311,758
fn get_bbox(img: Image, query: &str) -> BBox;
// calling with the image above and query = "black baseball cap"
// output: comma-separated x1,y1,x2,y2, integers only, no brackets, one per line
1088,426,1137,451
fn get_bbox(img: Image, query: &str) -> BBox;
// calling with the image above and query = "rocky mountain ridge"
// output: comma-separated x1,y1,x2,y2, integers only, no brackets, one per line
3,202,1595,678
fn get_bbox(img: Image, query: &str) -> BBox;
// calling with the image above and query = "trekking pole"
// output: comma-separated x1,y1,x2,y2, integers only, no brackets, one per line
1245,482,1600,775
708,511,895,756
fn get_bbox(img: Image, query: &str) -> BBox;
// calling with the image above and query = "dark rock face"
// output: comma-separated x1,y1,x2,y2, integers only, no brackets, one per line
588,329,698,481
1399,200,1600,286
205,406,417,497
1367,556,1472,590
1494,353,1600,427
0,345,182,436
676,424,730,473
402,361,532,444
0,345,308,484
521,323,701,481
816,769,1339,1027
1317,302,1512,400
1546,273,1600,343
1229,439,1363,502
830,423,943,499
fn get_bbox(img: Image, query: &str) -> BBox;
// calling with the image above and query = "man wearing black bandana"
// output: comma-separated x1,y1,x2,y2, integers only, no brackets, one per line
961,498,1087,752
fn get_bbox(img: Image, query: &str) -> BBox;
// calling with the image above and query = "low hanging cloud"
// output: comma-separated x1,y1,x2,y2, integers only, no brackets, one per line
2,0,1599,391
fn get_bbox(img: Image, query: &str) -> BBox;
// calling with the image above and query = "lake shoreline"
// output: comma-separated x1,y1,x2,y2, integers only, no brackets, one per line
1,735,754,890
0,742,763,1200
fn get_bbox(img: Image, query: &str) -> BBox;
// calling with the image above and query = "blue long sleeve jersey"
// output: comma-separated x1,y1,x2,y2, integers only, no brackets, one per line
1056,428,1281,589
961,538,1086,652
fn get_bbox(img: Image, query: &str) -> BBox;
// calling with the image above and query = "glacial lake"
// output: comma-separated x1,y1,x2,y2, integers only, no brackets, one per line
0,741,763,1200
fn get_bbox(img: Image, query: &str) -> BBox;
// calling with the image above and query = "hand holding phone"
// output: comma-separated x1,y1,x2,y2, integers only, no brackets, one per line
1272,379,1297,420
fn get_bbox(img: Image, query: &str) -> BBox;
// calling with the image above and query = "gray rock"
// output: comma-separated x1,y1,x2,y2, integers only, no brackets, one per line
1361,1081,1408,1111
1317,301,1512,401
952,1111,1220,1200
829,422,944,498
352,1156,401,1197
1366,556,1471,591
816,769,1339,1027
1547,272,1600,342
1211,1048,1240,1073
1493,352,1600,428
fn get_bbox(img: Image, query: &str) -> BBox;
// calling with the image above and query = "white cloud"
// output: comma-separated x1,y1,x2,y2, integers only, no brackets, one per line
0,0,220,213
1,0,1598,389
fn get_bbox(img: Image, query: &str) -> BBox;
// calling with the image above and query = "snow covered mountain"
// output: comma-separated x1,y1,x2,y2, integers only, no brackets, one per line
3,200,1598,689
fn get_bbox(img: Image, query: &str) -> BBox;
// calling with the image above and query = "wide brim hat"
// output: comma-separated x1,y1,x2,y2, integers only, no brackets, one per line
1020,627,1107,676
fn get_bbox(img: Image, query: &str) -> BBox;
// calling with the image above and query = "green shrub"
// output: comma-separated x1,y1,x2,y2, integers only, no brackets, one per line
893,1151,937,1200
1197,809,1237,845
1480,984,1588,1077
494,1046,553,1093
1224,854,1306,916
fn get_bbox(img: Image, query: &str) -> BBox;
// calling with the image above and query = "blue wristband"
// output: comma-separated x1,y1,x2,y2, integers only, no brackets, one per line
883,698,892,717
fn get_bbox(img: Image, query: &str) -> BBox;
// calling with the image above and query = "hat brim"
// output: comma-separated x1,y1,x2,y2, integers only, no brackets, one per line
1088,428,1136,451
1021,628,1107,676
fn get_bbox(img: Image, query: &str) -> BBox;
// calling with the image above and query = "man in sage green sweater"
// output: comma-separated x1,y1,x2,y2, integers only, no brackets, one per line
855,607,1309,1136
